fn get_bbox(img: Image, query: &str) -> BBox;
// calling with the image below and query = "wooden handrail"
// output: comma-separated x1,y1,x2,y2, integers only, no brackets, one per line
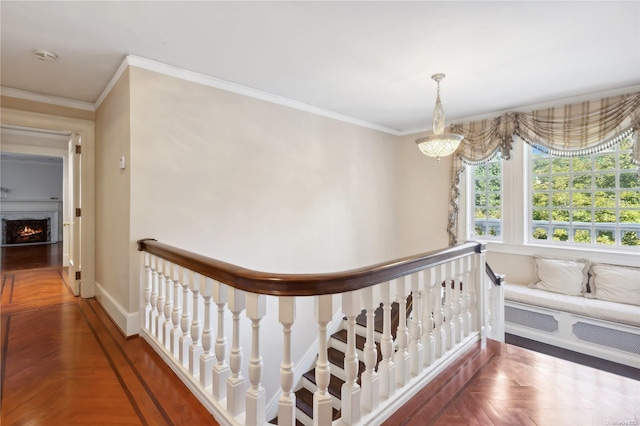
137,239,486,297
485,262,504,286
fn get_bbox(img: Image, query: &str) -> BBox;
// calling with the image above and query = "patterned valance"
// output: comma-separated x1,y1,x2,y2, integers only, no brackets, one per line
446,91,640,246
452,92,640,165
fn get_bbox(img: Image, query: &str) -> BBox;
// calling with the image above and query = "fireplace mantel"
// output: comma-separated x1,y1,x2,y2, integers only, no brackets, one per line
0,200,63,243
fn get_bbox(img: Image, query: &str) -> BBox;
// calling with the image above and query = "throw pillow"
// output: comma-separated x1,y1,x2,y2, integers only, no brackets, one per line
588,263,640,306
529,256,589,296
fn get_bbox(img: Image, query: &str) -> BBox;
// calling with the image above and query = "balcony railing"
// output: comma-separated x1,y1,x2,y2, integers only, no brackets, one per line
137,239,502,426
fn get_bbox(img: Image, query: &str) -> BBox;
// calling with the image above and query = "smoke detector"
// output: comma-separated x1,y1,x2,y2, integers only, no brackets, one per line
34,49,58,62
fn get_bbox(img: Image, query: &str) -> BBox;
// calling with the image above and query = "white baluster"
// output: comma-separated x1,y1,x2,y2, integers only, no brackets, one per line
341,290,362,425
189,273,203,377
155,259,166,343
278,297,296,426
227,288,246,417
143,252,152,330
408,274,424,376
394,278,410,387
170,265,182,358
474,253,487,347
179,268,192,367
199,278,215,390
149,255,158,336
422,269,435,366
245,293,266,426
470,255,480,334
361,286,379,414
212,281,229,401
378,280,395,400
462,256,472,336
313,294,333,426
443,275,454,350
447,262,458,348
432,265,446,358
455,260,465,343
163,260,174,348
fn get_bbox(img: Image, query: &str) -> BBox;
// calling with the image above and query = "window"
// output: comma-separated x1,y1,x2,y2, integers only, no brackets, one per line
528,137,639,247
471,153,502,240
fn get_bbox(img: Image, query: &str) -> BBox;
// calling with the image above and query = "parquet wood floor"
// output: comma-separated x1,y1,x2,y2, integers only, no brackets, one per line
1,265,218,425
383,339,640,426
2,245,638,425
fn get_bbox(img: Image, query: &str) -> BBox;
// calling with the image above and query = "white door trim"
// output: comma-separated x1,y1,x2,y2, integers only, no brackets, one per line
1,107,96,298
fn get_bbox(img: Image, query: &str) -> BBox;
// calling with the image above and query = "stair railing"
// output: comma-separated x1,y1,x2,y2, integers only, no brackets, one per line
137,239,500,426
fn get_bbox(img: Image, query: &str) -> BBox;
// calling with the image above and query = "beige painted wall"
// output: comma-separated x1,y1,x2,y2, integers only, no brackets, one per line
126,66,403,401
486,252,535,285
95,68,131,309
128,67,399,275
1,96,95,121
395,133,451,256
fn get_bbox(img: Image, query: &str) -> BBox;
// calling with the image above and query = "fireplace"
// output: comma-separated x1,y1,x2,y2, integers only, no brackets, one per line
2,218,51,245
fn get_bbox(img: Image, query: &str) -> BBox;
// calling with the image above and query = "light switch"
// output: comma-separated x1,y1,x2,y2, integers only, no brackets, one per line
119,156,126,169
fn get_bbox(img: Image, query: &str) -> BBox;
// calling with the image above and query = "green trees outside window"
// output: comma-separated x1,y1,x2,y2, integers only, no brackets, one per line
473,154,502,239
529,137,639,246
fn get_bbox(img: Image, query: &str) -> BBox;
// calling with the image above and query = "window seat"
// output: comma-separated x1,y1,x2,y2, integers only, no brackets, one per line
504,281,640,369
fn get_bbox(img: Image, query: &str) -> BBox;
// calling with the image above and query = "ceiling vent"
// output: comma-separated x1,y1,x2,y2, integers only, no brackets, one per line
34,49,58,62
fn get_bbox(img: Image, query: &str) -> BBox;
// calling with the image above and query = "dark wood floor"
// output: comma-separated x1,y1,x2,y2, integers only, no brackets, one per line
1,242,63,271
2,244,639,425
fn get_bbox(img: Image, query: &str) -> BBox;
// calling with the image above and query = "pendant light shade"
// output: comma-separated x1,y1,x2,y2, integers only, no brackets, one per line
415,73,464,160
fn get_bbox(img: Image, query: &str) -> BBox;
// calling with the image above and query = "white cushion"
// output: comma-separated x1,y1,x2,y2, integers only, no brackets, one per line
505,283,640,328
529,256,589,296
588,263,640,307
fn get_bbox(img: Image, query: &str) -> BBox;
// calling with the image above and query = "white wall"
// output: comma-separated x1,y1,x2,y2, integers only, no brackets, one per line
0,158,63,201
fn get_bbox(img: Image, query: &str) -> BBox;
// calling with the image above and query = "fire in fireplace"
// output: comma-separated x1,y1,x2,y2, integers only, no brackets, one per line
2,218,51,245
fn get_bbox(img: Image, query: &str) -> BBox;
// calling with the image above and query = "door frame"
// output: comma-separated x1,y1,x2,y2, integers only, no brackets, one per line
1,107,95,298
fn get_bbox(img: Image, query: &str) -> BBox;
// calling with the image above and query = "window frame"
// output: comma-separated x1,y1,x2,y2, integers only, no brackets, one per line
468,153,503,242
462,136,639,266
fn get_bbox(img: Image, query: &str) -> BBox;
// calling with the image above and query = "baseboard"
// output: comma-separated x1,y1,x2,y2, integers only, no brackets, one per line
94,281,140,337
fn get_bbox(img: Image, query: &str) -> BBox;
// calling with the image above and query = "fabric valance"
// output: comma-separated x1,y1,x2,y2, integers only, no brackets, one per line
452,92,640,166
446,91,640,246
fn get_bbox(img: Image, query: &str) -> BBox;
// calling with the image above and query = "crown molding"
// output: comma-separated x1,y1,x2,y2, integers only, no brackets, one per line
398,84,640,137
98,55,401,135
1,87,95,112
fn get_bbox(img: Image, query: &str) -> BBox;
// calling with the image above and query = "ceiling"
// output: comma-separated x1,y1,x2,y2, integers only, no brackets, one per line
1,1,639,134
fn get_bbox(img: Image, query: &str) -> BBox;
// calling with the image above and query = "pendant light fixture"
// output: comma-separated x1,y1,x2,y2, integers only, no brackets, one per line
415,73,464,160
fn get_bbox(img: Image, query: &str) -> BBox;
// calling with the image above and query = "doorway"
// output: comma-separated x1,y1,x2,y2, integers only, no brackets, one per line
1,108,95,298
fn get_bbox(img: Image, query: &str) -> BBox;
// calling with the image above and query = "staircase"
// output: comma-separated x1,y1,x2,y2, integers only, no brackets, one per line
271,296,412,425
